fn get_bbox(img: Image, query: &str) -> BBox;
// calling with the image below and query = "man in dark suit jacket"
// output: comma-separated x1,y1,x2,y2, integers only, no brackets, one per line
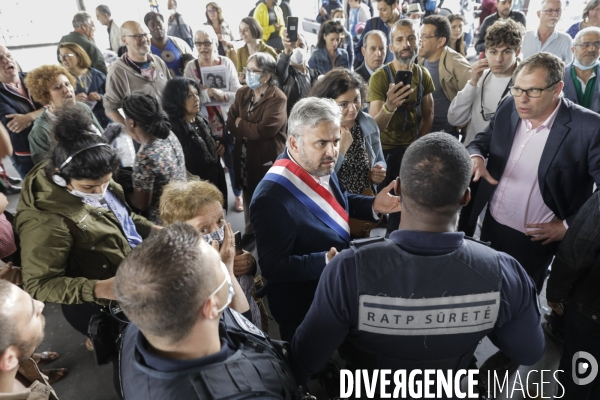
468,53,600,293
250,97,401,342
355,30,387,84
467,52,600,374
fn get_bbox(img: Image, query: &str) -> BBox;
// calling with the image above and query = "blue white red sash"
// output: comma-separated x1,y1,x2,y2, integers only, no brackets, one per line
263,159,350,242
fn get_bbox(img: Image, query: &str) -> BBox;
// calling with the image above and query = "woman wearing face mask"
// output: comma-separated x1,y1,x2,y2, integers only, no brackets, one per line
184,28,243,211
236,17,278,85
58,42,111,128
252,0,285,51
310,69,386,196
123,93,187,225
277,30,321,116
25,65,103,165
330,8,355,68
15,105,157,345
160,180,262,329
226,52,286,245
308,20,350,74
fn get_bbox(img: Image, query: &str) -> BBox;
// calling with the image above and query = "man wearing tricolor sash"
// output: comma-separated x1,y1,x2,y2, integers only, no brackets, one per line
250,97,402,342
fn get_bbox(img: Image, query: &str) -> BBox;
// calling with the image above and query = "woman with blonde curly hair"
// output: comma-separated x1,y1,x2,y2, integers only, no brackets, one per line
160,180,265,330
25,64,102,164
58,42,110,127
204,2,235,57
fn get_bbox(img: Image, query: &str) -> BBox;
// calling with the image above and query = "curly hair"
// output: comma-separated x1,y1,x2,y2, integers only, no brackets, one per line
122,93,172,140
159,180,224,225
162,77,201,120
24,65,75,105
58,42,92,70
484,18,523,51
205,2,225,25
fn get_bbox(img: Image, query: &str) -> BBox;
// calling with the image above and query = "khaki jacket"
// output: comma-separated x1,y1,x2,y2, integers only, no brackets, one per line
0,359,58,400
15,162,153,305
420,46,472,102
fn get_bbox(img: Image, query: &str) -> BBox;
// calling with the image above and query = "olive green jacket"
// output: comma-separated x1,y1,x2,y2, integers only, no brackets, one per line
15,161,154,305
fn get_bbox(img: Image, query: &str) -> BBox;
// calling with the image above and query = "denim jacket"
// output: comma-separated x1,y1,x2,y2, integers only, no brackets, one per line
335,111,386,189
308,47,349,75
547,192,600,321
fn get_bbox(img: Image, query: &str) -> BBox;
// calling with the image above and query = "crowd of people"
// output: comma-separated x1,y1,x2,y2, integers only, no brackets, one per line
1,0,600,399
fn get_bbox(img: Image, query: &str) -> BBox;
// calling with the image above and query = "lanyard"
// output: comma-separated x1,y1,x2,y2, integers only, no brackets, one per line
480,71,512,121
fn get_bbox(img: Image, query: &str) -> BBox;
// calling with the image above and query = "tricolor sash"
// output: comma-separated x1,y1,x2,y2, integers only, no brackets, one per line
264,159,350,242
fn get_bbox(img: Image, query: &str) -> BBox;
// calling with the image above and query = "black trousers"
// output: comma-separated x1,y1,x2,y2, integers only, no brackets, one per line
457,179,480,237
555,300,600,399
480,209,558,293
378,145,408,234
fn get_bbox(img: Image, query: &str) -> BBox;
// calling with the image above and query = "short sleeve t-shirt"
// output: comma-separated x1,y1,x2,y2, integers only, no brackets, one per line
367,63,435,149
424,59,454,133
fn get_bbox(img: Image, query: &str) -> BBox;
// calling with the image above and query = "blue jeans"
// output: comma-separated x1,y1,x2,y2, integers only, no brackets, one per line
11,154,34,179
223,143,241,197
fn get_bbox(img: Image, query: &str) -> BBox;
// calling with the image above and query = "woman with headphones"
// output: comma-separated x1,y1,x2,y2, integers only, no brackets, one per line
15,105,158,342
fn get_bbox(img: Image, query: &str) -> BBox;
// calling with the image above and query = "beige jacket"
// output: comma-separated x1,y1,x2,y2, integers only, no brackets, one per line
420,46,472,102
0,359,58,400
103,54,172,112
108,19,121,53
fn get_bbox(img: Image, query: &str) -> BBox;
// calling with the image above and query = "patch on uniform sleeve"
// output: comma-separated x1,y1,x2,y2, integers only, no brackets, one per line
230,309,266,338
358,292,500,336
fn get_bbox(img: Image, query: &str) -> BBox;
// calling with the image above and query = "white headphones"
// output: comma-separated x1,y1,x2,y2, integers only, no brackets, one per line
52,143,112,187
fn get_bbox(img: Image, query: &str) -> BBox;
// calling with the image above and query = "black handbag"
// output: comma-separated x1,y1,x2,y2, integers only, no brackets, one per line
88,302,129,365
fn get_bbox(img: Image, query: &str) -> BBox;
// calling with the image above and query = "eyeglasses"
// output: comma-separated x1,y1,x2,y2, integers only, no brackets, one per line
60,53,76,60
124,33,149,41
541,8,562,15
575,42,600,49
243,67,262,74
510,80,560,98
194,40,213,48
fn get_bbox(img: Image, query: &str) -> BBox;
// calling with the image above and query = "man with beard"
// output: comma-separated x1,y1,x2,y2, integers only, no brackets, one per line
521,0,572,63
0,280,57,399
475,0,526,54
353,0,400,68
563,27,600,113
250,97,402,342
104,21,171,125
367,19,434,233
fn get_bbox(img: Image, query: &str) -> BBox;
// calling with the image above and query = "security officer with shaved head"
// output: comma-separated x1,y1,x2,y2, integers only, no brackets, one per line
291,132,545,395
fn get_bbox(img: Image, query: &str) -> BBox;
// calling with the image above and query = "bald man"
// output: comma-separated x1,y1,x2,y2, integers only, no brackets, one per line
104,21,171,125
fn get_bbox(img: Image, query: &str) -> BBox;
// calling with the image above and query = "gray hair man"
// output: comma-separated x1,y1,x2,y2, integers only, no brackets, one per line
521,0,573,63
58,11,107,74
96,5,121,53
355,30,387,83
563,27,600,113
116,223,301,399
250,97,401,342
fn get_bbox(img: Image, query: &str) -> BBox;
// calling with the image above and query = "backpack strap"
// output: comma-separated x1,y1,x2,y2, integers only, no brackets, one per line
415,63,423,108
383,64,393,86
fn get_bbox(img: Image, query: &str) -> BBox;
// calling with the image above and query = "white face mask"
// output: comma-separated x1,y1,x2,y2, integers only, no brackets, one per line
206,261,234,313
573,58,600,71
68,184,108,202
201,224,225,246
290,47,308,65
169,9,176,15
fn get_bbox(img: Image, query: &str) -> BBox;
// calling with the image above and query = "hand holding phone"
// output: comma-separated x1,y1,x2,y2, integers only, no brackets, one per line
395,70,413,87
287,16,299,42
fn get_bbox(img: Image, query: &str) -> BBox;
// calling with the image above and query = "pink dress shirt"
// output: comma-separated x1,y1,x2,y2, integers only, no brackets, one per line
488,102,563,234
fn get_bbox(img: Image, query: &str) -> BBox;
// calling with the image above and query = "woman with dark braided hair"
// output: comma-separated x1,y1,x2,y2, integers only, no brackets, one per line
122,93,186,224
14,105,157,346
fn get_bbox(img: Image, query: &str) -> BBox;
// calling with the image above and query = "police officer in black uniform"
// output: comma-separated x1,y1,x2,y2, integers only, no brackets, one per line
115,223,300,399
291,132,545,395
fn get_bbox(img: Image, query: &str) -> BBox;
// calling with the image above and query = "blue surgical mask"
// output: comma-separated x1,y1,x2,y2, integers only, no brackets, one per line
246,71,263,90
573,58,600,71
206,261,234,313
202,224,225,246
